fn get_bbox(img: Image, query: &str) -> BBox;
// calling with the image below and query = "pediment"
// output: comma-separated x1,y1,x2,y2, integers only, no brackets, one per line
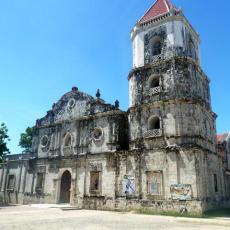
36,88,117,126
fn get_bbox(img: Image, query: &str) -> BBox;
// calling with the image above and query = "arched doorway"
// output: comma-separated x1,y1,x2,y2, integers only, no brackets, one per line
59,170,71,203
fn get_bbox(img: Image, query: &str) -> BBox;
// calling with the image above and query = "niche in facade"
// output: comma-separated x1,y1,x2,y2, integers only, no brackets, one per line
35,173,44,194
62,132,74,156
64,133,72,147
7,174,15,191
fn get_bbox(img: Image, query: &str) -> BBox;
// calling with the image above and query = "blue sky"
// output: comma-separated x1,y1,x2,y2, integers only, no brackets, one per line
0,0,229,154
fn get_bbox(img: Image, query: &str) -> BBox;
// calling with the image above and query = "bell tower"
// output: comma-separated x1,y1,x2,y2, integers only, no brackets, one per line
127,0,225,206
128,0,216,153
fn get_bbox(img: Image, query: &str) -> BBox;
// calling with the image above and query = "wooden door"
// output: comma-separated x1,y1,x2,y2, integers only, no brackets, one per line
60,171,71,203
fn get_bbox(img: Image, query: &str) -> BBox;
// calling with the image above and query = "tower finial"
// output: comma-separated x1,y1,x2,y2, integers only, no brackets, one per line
96,89,101,99
114,100,119,109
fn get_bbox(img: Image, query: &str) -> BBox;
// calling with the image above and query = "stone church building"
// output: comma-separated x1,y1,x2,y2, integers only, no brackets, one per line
1,0,230,213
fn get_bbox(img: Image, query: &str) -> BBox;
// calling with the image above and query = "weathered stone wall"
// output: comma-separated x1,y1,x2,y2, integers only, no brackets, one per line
33,110,128,159
0,145,228,212
0,155,30,205
128,56,216,156
129,59,210,107
129,101,216,150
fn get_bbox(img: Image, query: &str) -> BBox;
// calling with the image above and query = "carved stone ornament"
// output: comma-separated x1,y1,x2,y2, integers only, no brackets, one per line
92,127,103,142
68,98,76,110
37,165,46,173
89,163,103,172
55,109,65,121
41,135,49,147
40,135,50,152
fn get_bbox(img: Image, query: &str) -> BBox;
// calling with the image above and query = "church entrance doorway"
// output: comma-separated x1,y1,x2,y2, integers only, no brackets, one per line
59,170,71,203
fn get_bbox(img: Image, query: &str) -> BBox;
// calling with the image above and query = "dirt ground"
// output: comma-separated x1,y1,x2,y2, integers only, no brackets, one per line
0,205,230,230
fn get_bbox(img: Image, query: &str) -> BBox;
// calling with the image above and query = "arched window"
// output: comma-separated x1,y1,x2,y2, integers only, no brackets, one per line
148,116,160,130
149,76,160,88
64,133,72,147
151,36,162,56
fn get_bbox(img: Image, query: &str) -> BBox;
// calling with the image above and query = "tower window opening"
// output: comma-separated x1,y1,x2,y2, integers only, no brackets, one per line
150,77,160,88
152,36,162,56
148,116,160,130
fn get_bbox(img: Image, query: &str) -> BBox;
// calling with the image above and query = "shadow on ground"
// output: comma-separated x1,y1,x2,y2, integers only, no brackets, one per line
204,209,230,218
0,204,18,209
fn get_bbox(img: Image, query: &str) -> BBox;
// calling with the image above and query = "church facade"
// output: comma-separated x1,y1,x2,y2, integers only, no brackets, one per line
1,0,230,213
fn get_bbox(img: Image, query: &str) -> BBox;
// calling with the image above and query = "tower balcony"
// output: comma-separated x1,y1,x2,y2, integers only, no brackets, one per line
144,48,200,67
150,53,164,63
149,86,161,96
144,129,162,138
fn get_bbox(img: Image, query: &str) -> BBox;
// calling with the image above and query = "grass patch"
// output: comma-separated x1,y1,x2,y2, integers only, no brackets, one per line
135,208,230,219
135,209,204,218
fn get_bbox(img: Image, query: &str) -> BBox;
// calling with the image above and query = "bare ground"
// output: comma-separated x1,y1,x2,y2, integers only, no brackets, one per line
0,205,230,230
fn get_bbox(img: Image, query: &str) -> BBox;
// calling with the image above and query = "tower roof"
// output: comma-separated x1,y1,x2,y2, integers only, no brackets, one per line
217,133,230,143
139,0,175,24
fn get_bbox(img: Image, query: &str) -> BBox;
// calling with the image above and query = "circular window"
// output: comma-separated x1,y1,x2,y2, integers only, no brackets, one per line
93,128,103,142
68,98,76,109
40,136,49,148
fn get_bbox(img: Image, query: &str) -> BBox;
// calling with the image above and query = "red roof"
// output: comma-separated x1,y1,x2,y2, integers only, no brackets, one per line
139,0,175,24
217,133,229,143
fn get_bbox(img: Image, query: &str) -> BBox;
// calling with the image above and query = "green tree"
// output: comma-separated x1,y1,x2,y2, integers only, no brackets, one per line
19,127,34,153
0,123,10,162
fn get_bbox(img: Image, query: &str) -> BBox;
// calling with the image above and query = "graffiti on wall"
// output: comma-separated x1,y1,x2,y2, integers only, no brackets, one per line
123,175,135,195
170,184,192,201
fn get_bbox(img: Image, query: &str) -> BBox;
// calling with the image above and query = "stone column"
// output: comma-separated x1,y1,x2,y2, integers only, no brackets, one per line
22,162,28,194
0,164,5,192
70,168,77,205
53,178,61,204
